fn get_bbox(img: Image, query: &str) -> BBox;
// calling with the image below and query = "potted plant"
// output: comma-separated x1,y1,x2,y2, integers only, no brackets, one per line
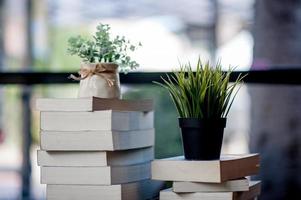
67,23,141,99
156,59,244,160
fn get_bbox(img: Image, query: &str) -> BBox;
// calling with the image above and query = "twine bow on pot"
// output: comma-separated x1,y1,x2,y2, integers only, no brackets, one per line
69,63,118,87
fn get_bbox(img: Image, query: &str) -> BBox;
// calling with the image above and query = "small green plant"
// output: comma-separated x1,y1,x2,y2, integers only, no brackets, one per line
67,23,141,72
155,59,245,118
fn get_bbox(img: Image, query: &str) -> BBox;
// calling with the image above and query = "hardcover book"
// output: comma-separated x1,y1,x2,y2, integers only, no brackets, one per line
151,154,260,183
40,129,154,151
37,147,154,167
36,97,153,112
41,163,151,185
46,180,164,200
40,110,154,131
160,181,261,200
173,178,250,193
41,110,154,131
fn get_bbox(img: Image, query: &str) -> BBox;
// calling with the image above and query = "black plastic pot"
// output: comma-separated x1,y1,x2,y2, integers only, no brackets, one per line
179,118,227,160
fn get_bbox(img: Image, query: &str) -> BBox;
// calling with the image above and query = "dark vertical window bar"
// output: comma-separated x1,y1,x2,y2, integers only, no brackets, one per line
21,0,33,199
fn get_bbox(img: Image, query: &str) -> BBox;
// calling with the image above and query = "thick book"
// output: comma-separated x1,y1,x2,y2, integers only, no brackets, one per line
40,110,153,131
41,163,150,185
151,154,260,183
160,181,261,200
46,180,164,200
37,147,154,167
36,97,153,112
173,178,249,193
40,129,154,151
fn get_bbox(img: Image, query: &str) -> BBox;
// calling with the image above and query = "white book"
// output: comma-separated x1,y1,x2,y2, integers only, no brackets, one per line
41,163,150,185
36,97,153,112
173,178,249,193
46,180,164,200
151,154,259,183
37,147,154,167
40,110,153,131
40,129,154,151
160,181,261,200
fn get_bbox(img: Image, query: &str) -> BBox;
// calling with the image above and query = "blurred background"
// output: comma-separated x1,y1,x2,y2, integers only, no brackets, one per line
0,0,300,199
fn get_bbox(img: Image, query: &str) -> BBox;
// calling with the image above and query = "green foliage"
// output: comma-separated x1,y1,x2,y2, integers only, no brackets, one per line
67,23,141,72
155,59,245,119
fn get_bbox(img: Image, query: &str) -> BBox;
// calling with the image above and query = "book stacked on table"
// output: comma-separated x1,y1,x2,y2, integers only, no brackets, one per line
36,97,164,200
151,154,261,200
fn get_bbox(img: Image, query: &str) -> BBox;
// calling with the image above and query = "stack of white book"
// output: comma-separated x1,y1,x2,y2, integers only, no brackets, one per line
151,154,261,200
36,97,164,200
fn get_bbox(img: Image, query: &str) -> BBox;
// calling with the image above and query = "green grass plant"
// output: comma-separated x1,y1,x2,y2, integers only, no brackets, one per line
155,59,245,118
